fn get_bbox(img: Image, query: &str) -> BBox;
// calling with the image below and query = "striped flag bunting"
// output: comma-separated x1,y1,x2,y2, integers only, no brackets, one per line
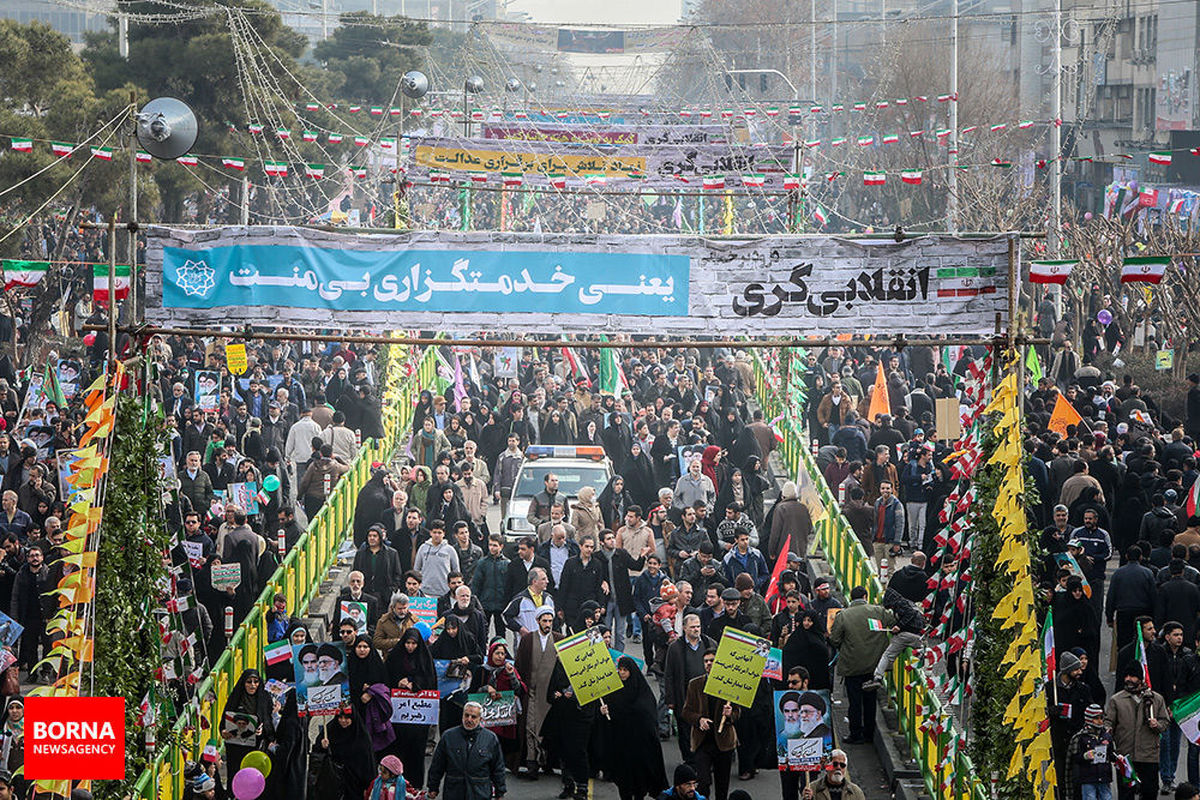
177,155,198,166
502,172,523,187
782,174,802,190
703,175,725,190
305,163,324,179
301,131,318,142
936,266,997,298
857,136,874,146
221,157,245,171
328,133,343,144
882,133,899,144
469,171,488,183
741,173,765,188
812,204,828,225
264,161,287,176
10,138,32,152
136,151,152,163
901,170,923,185
863,171,886,185
547,174,566,189
1149,152,1172,165
275,128,290,139
51,142,74,156
91,147,113,160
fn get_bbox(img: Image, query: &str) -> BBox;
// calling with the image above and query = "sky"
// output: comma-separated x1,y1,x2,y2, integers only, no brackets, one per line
504,0,684,25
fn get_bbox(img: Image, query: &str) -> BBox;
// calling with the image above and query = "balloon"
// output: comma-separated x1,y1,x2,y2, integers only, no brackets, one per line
83,332,96,346
1097,309,1113,325
414,622,433,641
1084,212,1093,221
232,768,266,800
1128,180,1138,193
241,751,272,778
262,474,281,493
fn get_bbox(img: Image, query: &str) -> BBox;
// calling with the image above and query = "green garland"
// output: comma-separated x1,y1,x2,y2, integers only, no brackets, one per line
91,399,173,800
967,410,1044,796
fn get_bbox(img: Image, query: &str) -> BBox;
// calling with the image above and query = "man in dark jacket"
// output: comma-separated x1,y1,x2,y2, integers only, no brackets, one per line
557,535,607,631
471,534,510,639
599,529,648,651
1046,651,1094,786
663,613,716,762
1158,561,1200,646
508,536,553,595
887,551,930,604
329,570,380,637
12,543,51,676
351,525,403,603
1105,545,1157,654
1156,620,1200,789
427,701,507,800
863,588,924,691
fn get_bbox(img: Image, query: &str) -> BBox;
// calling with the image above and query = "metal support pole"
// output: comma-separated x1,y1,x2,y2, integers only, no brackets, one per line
1050,0,1063,317
241,175,250,225
947,0,959,233
107,218,117,361
127,94,138,323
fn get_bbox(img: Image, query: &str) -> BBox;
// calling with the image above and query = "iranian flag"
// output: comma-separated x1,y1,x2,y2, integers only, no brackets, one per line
990,123,1007,132
502,172,523,187
742,173,765,188
305,163,324,179
547,174,566,189
264,161,287,176
560,346,591,386
91,147,113,161
1121,256,1170,284
302,131,318,142
803,139,821,148
991,159,1012,168
352,167,367,179
2,260,49,290
1170,198,1186,214
936,266,998,298
221,158,245,171
410,108,424,117
831,137,846,147
136,151,152,163
876,101,889,109
93,263,130,305
783,174,801,190
598,339,627,398
10,138,32,152
275,128,290,140
852,102,867,111
901,170,923,185
743,108,756,117
812,204,828,226
863,171,886,185
909,130,924,138
895,98,908,106
1018,120,1035,129
370,106,384,116
305,102,319,111
809,105,823,114
380,138,397,151
328,133,344,144
1029,259,1077,285
1134,622,1152,688
585,174,606,186
469,172,488,183
766,107,779,116
857,136,874,146
264,639,292,666
1149,151,1173,165
937,94,953,102
831,104,844,112
935,128,951,139
1186,476,1200,518
177,155,198,166
51,142,74,157
354,137,369,147
1042,606,1056,678
471,109,485,121
429,171,450,184
703,175,725,190
882,133,899,144
348,105,362,113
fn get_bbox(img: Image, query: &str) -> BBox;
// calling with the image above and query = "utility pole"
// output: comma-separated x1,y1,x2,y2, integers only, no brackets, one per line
127,93,137,322
831,0,838,104
118,11,128,59
1050,0,1063,316
947,0,959,233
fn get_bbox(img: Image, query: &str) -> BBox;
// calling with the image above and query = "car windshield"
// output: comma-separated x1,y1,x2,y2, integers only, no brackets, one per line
514,464,611,498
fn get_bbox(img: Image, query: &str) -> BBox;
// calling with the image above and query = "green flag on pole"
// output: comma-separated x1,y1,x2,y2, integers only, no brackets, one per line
598,337,623,399
43,362,66,408
1026,348,1043,384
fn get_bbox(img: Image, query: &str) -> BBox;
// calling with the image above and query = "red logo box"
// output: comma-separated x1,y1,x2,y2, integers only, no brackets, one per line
25,697,125,780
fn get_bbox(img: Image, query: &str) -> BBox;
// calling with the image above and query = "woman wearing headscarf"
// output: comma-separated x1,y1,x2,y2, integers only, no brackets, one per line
780,609,833,691
715,467,747,521
444,415,468,457
384,628,435,790
0,696,23,799
346,633,388,708
715,406,744,452
221,669,274,775
597,475,633,532
700,445,724,494
600,657,668,800
541,408,574,446
413,390,434,434
572,485,603,541
578,418,605,449
268,689,308,800
428,484,478,541
266,623,312,682
428,615,481,732
228,539,260,629
407,466,432,518
467,639,528,770
622,443,658,511
541,658,597,800
741,456,769,529
319,705,378,800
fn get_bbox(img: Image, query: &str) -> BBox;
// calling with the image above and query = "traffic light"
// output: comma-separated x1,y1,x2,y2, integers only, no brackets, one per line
760,73,769,93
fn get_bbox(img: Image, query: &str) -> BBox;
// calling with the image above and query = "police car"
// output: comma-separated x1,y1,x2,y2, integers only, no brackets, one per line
503,445,613,542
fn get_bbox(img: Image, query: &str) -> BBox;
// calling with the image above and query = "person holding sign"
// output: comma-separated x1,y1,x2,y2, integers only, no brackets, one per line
681,648,740,800
543,649,601,800
220,669,274,778
469,639,527,770
385,628,436,791
799,750,866,800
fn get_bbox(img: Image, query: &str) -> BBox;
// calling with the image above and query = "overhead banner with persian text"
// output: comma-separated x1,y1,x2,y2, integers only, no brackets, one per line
144,226,1014,335
409,136,793,188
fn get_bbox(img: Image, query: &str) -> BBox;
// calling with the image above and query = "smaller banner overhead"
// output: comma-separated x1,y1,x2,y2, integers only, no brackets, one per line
145,227,1014,336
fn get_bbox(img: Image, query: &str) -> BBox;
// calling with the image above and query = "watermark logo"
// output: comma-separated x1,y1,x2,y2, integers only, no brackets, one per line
25,697,125,780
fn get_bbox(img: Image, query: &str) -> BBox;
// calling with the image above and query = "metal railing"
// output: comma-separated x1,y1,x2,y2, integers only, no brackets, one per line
132,344,438,800
751,356,986,800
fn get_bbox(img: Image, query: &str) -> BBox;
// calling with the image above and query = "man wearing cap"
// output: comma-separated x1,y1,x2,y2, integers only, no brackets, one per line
1065,703,1116,800
657,764,701,800
515,604,562,778
707,588,748,642
1107,662,1168,798
1047,650,1094,782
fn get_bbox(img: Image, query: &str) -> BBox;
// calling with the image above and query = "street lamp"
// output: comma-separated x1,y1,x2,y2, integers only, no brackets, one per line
463,75,483,137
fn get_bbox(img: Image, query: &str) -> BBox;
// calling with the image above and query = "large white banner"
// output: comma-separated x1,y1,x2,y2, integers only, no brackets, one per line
145,226,1013,336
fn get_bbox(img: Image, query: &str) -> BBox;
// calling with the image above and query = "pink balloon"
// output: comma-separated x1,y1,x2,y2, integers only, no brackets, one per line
82,332,96,346
1083,212,1093,221
232,767,266,800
